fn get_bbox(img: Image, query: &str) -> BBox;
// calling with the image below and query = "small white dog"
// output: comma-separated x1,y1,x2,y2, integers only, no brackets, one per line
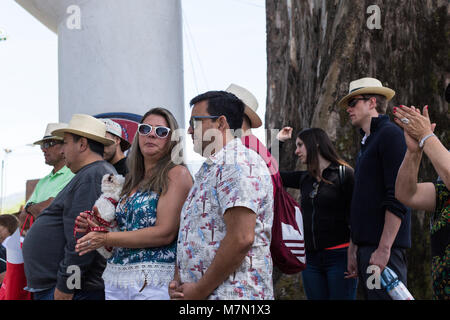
92,173,125,259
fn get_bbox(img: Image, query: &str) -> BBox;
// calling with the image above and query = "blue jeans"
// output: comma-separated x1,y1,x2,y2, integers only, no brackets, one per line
33,287,105,300
302,248,357,300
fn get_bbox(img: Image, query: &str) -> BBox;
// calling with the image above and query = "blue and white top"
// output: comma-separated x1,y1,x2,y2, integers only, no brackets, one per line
102,190,176,289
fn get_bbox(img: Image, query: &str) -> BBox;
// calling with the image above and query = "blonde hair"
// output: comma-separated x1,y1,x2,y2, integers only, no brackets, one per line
121,108,183,197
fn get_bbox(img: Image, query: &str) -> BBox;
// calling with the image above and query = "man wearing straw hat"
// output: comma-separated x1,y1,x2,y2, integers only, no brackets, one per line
19,123,74,226
22,114,116,300
338,77,411,300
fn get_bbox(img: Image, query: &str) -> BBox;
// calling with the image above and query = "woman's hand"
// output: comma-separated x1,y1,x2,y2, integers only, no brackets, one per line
276,127,293,142
394,105,434,142
74,211,93,234
75,217,107,256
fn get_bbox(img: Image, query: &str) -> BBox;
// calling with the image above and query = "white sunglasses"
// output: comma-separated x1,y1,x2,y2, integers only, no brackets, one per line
137,124,171,138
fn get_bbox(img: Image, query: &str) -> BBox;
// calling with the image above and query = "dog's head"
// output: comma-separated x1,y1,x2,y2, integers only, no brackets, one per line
101,173,125,198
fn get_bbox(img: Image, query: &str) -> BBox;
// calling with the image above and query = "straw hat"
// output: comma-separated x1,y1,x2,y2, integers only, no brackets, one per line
226,83,262,128
338,77,395,108
99,118,131,151
52,114,115,146
33,123,68,145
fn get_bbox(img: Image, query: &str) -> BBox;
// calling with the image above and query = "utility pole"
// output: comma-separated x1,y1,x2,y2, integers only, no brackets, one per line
0,149,11,214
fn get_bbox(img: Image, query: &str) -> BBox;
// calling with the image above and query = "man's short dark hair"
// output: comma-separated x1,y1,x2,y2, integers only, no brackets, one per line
363,94,387,114
190,91,245,130
71,133,104,157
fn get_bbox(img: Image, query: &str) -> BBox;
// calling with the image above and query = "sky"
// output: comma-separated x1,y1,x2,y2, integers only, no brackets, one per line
0,0,267,212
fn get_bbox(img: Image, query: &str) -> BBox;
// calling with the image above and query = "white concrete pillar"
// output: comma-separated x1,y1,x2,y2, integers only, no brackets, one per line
15,0,184,125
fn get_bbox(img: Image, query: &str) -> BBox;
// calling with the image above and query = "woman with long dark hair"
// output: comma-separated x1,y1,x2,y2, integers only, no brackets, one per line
74,108,193,300
277,127,357,300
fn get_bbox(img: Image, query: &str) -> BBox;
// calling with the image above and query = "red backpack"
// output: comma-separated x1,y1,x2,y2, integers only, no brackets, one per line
242,135,306,274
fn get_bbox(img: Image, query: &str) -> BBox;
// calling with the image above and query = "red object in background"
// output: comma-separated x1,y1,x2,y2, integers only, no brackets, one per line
0,262,32,300
0,228,32,300
110,118,138,146
242,135,306,274
94,112,142,149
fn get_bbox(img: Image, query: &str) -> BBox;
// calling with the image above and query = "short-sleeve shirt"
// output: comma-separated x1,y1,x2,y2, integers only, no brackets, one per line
27,166,74,205
177,138,274,300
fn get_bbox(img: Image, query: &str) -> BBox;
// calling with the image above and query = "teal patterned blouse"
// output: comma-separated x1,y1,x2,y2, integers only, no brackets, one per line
109,190,177,265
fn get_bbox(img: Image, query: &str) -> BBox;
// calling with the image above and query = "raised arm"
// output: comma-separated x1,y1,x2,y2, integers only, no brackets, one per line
395,105,449,189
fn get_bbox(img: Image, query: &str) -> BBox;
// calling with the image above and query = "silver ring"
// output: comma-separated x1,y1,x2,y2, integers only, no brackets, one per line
87,240,90,246
400,118,409,124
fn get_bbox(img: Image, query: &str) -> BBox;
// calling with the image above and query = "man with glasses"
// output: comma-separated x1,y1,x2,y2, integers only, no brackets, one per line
338,77,411,300
19,123,75,225
169,91,274,300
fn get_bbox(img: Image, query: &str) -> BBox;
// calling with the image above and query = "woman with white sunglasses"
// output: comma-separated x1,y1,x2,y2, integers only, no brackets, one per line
75,108,193,300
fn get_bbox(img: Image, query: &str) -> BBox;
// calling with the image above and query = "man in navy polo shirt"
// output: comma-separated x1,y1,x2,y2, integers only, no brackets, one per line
338,78,411,300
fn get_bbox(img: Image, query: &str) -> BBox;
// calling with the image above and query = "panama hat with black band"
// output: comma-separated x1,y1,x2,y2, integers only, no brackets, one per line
51,114,115,146
33,123,68,145
338,77,395,108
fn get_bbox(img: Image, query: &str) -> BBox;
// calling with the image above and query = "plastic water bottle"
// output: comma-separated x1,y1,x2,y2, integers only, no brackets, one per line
380,266,414,300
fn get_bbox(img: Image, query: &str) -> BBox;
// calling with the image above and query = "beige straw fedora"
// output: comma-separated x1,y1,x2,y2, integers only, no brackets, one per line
33,123,68,145
226,83,262,128
338,77,395,108
52,114,115,146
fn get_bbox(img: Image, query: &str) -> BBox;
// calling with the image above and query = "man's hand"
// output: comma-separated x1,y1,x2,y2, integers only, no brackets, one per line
54,287,73,300
369,246,390,272
172,282,207,300
168,280,184,300
28,198,54,218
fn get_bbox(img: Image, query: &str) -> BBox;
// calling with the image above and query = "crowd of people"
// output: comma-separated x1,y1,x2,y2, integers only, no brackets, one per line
0,77,448,300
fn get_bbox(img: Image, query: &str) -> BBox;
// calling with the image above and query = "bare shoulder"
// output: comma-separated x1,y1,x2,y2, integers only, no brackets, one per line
168,165,192,180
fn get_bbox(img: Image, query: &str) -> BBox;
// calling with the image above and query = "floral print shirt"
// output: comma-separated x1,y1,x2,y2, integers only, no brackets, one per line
177,138,274,300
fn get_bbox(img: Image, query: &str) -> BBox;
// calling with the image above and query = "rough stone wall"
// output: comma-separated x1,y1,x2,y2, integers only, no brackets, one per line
266,0,449,300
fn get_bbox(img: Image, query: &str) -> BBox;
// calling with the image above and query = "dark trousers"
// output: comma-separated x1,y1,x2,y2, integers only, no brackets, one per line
357,246,408,300
33,287,105,300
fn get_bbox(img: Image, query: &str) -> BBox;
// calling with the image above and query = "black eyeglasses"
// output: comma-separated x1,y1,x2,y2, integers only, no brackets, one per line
348,97,370,108
137,124,171,138
189,116,220,129
41,140,62,149
309,182,320,199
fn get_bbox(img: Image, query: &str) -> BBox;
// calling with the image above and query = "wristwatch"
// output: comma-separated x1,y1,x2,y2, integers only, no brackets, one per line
419,133,435,148
25,202,35,215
